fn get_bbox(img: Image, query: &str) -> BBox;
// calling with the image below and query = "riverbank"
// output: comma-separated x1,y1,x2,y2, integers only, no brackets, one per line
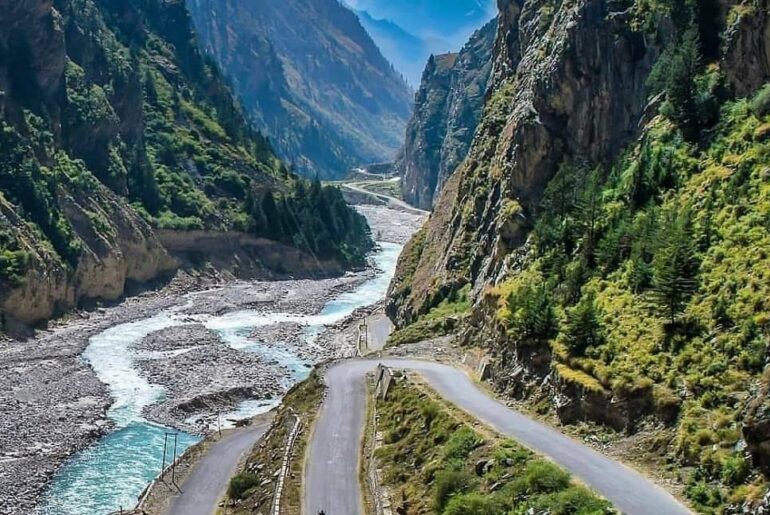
0,205,426,515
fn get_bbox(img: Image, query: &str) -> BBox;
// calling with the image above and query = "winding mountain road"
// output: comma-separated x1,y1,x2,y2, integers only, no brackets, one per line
166,422,270,515
305,359,691,515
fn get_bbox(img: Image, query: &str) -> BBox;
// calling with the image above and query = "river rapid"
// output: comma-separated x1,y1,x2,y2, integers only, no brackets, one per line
22,206,425,515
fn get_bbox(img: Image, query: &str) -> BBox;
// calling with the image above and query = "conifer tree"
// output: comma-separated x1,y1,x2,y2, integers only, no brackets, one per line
562,292,603,356
651,207,699,324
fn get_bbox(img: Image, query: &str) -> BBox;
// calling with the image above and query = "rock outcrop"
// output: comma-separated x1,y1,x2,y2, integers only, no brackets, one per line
723,0,770,97
398,20,497,210
387,0,770,506
186,0,414,179
389,0,665,323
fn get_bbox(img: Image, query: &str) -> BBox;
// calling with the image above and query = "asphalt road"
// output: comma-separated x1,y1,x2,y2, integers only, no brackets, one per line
341,183,428,216
166,422,270,515
304,359,691,515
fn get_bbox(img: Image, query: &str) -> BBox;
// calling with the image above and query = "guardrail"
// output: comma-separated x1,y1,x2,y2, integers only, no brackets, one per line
271,413,302,515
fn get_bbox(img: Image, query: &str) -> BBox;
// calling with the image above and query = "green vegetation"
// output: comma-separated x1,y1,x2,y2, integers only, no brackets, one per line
388,285,472,346
374,378,614,514
226,371,324,513
493,88,770,510
0,0,372,280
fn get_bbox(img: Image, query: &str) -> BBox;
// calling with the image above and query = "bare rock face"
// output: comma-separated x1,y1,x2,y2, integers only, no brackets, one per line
389,0,663,324
399,19,497,210
0,0,66,100
0,180,175,326
723,0,770,97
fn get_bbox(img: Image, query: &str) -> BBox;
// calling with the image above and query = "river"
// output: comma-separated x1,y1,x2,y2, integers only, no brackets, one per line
37,241,403,515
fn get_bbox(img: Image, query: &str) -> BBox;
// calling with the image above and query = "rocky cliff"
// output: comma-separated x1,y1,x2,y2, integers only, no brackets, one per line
388,0,770,509
186,0,414,179
398,19,497,210
0,0,372,330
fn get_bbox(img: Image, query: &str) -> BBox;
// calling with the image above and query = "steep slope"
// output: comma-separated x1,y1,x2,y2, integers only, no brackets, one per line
186,0,414,179
387,0,770,510
398,19,497,210
0,0,372,330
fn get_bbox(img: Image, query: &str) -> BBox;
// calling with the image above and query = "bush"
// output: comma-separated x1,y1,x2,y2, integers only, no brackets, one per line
0,250,29,285
443,427,482,464
228,472,259,500
433,470,476,512
750,84,770,118
506,461,571,497
442,493,507,515
532,486,613,514
721,454,751,486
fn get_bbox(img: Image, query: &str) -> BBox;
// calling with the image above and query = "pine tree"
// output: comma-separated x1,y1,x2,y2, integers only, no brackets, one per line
577,168,603,266
651,207,699,324
562,293,604,356
506,283,556,344
661,30,702,141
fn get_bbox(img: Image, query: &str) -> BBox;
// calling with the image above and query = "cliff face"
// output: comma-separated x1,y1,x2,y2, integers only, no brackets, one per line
398,19,497,210
0,0,372,330
186,0,414,179
390,0,664,321
388,0,770,509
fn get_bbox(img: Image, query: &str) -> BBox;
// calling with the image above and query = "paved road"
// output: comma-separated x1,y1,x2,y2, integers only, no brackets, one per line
305,359,691,515
167,422,270,515
342,183,428,216
366,314,393,352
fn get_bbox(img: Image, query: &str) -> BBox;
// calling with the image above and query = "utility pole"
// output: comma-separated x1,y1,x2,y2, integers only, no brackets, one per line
171,432,178,485
161,433,169,478
217,410,222,437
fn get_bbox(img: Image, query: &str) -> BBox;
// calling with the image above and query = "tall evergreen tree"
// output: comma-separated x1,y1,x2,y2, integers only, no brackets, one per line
651,207,699,324
562,292,604,356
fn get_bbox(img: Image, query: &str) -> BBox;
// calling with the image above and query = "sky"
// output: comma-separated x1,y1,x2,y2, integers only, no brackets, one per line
344,0,498,86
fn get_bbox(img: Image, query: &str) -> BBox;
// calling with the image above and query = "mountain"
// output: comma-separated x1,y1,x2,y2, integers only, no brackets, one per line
386,0,770,510
398,19,496,210
0,0,372,330
185,0,414,179
354,10,427,87
348,0,497,87
347,0,496,44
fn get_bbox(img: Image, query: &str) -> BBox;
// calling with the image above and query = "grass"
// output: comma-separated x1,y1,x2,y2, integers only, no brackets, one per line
371,377,615,514
387,285,472,347
225,371,324,514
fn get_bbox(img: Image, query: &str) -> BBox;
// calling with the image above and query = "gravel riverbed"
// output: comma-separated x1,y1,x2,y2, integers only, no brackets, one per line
0,205,425,514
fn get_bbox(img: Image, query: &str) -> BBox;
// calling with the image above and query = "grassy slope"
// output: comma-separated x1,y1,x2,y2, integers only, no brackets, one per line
487,90,770,511
374,377,615,514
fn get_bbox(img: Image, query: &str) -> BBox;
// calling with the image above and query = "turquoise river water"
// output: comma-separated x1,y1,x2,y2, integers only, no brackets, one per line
38,242,402,515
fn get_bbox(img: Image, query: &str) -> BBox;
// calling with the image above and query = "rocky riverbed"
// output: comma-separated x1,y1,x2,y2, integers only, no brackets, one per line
0,205,425,514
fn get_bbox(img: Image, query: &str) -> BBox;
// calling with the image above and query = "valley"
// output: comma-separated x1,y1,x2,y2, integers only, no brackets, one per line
2,0,770,513
1,204,424,515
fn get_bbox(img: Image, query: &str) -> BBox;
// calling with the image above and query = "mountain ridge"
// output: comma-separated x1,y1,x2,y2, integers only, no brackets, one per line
186,0,414,179
0,0,372,330
386,0,770,510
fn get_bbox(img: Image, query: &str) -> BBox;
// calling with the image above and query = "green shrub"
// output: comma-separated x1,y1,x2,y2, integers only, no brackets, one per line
443,427,482,464
532,486,613,514
721,454,750,486
228,472,259,500
433,469,476,512
507,461,571,497
442,493,507,515
750,84,770,118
